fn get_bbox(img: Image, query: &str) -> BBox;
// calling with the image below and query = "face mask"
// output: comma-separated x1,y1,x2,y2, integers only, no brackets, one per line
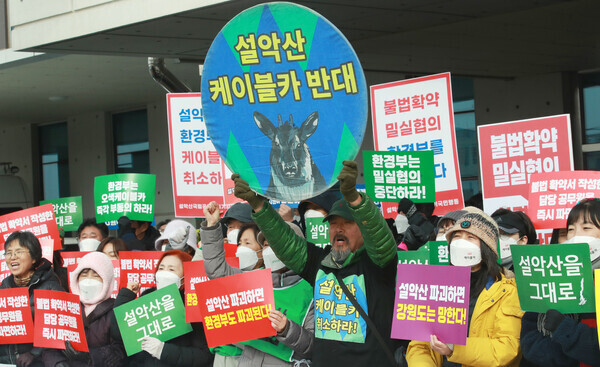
155,270,182,290
436,234,447,242
78,278,103,301
262,247,285,272
450,239,482,267
236,246,261,271
499,235,518,265
395,215,410,234
564,236,600,262
79,238,101,252
227,229,240,245
304,209,325,219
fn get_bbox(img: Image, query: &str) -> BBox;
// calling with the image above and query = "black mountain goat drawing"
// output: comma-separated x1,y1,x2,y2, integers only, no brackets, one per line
253,111,325,200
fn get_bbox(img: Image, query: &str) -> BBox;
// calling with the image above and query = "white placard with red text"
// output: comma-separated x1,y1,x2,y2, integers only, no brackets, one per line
478,114,573,214
166,93,241,217
371,72,463,217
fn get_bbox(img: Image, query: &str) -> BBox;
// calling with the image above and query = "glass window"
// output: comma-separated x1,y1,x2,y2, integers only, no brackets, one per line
39,122,70,200
584,151,600,171
113,109,150,173
452,77,479,200
581,72,600,144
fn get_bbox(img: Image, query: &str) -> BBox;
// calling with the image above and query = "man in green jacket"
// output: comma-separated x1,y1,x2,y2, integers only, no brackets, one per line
232,160,402,366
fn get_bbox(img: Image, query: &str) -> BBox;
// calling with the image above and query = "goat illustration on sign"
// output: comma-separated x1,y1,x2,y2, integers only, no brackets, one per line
253,111,325,201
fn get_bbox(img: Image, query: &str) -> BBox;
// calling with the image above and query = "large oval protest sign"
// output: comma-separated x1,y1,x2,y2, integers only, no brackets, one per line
201,2,367,202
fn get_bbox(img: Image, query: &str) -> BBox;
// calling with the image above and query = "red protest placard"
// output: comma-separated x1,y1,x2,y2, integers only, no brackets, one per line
166,93,242,217
33,290,88,352
478,114,573,214
528,171,600,229
371,73,464,216
183,261,210,322
67,259,120,299
118,251,163,294
39,238,54,263
60,251,88,268
0,204,61,250
196,269,275,348
0,287,34,344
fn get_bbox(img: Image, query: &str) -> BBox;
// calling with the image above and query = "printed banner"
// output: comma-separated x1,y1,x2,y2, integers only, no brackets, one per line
528,171,600,229
118,251,163,295
370,72,463,216
201,2,368,202
363,150,435,202
166,93,242,217
392,264,470,345
305,217,329,248
195,269,275,348
0,204,60,250
314,269,367,343
33,290,88,352
40,196,83,232
94,174,156,222
478,114,573,214
512,244,594,313
0,288,34,344
183,261,210,323
114,283,192,356
397,250,429,264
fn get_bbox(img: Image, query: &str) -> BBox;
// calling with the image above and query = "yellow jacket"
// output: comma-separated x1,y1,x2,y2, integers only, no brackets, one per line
406,274,525,367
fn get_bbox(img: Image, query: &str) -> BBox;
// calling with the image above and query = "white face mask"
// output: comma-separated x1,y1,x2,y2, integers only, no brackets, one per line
236,246,261,271
436,234,447,242
79,238,101,252
227,229,240,245
79,278,103,301
450,239,482,267
564,236,600,262
262,247,285,272
304,209,325,219
395,214,410,234
155,270,182,290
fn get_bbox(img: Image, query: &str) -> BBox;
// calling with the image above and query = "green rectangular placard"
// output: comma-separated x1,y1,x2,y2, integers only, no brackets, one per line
362,150,435,203
40,196,83,232
397,250,429,265
428,241,450,265
512,243,595,313
305,217,329,248
114,283,192,356
94,173,156,222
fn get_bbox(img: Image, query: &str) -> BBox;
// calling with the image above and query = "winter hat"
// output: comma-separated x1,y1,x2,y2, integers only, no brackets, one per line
445,206,499,256
222,203,253,225
324,199,354,222
154,220,197,252
257,222,304,247
70,252,115,316
398,198,417,218
438,210,467,225
298,189,342,218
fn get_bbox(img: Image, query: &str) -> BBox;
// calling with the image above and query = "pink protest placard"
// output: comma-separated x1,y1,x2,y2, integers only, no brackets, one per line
528,171,600,229
33,290,88,352
118,251,163,295
478,114,573,215
0,204,61,250
0,287,34,344
392,264,470,345
371,73,463,216
166,93,242,217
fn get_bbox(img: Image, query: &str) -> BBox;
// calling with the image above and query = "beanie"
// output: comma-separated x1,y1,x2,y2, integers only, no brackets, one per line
445,207,499,256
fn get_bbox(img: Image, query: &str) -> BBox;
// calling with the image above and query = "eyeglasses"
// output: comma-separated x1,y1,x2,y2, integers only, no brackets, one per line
5,250,30,259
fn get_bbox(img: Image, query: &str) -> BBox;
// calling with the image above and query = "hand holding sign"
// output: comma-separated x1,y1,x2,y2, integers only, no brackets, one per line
232,173,264,210
338,161,360,204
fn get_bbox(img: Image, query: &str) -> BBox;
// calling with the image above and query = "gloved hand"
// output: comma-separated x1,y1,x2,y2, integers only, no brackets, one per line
141,336,165,360
64,340,91,362
543,309,565,333
16,352,36,367
337,161,360,203
168,226,190,248
232,173,264,209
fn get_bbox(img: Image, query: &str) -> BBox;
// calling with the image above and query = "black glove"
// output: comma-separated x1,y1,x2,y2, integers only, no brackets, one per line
64,340,91,362
337,161,360,203
16,352,36,367
543,309,565,333
231,173,264,209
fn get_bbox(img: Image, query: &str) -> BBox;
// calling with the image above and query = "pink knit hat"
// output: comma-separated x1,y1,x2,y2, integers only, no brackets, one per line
70,252,115,315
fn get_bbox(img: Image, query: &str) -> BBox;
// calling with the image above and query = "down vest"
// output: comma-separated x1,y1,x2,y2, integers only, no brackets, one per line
406,274,525,367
